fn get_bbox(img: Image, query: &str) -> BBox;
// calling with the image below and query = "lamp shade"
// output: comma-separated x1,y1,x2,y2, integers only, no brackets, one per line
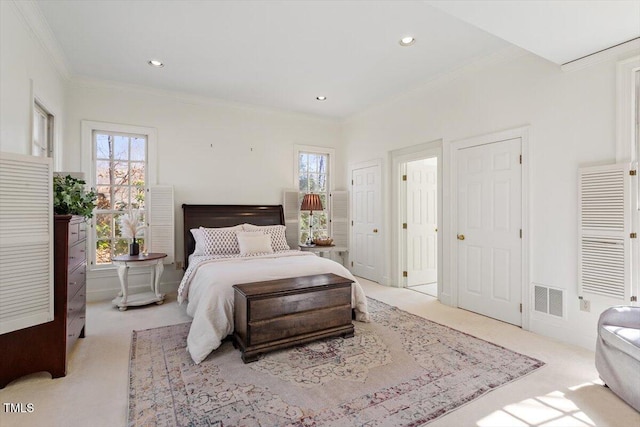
300,193,323,211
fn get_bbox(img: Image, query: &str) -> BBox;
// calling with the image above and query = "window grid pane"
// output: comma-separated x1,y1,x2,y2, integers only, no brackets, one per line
298,152,330,244
94,131,147,265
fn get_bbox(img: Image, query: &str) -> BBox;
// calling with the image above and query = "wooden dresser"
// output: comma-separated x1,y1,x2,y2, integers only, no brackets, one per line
65,215,87,352
233,273,354,363
0,215,86,388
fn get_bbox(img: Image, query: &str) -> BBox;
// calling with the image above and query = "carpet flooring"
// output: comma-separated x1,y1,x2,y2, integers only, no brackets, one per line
128,298,544,426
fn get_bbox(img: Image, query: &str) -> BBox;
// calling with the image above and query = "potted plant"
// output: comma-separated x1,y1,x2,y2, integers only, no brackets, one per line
53,175,97,218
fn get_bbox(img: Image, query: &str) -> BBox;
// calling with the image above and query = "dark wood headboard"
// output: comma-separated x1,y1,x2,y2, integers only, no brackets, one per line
182,204,285,269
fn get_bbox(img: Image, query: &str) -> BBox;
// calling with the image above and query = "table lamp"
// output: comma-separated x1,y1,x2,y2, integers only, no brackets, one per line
300,193,323,245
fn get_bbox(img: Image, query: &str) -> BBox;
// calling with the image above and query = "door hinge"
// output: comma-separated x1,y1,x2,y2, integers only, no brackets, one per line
519,303,523,313
631,232,637,239
351,261,354,267
403,271,408,277
519,155,522,164
630,170,637,176
402,174,407,181
519,229,522,238
351,220,354,226
631,296,638,302
351,179,354,185
402,223,407,229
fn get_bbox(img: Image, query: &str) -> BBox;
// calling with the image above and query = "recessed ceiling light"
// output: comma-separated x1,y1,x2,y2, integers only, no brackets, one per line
316,96,327,101
148,59,164,68
399,36,416,47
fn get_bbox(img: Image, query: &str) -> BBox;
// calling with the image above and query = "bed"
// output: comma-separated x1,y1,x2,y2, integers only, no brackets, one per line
178,204,370,364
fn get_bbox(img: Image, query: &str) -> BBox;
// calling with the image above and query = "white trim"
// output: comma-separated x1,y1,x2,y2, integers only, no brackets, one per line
10,0,71,80
81,120,158,275
29,79,62,170
390,140,443,293
616,55,640,163
448,126,531,330
615,56,640,305
561,39,640,73
71,76,340,123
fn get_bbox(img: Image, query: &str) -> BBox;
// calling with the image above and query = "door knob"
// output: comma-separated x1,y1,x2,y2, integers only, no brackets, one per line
373,229,378,233
457,234,465,240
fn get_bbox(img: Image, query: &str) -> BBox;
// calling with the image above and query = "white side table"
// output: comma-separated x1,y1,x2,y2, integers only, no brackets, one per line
111,253,167,311
299,245,348,266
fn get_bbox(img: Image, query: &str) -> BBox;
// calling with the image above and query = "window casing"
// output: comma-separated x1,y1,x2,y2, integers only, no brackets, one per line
295,146,335,244
32,101,52,158
82,121,157,271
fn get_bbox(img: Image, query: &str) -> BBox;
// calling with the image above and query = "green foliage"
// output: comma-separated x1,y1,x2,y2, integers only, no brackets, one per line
53,175,97,218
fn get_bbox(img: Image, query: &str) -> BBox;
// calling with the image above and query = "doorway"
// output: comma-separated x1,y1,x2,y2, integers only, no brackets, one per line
405,157,438,297
391,140,443,297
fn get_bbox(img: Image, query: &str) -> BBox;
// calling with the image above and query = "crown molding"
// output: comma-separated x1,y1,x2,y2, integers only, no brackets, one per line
11,0,71,80
561,38,640,73
69,75,341,123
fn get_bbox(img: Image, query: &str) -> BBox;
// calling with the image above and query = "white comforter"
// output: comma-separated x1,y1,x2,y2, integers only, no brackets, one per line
178,250,370,364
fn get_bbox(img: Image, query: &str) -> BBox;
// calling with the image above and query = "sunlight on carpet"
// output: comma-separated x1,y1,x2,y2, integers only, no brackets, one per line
128,298,544,426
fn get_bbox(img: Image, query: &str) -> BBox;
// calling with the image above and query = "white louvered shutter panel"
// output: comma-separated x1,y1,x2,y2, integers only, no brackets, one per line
578,163,631,301
0,152,53,334
283,190,300,249
147,186,174,264
330,191,349,247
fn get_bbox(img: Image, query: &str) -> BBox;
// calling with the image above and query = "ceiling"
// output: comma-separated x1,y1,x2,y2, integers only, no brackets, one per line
33,1,639,119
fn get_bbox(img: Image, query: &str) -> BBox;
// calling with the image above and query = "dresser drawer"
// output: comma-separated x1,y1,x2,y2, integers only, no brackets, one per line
68,240,86,271
78,221,87,242
249,286,350,321
67,285,86,320
248,304,351,346
68,222,80,244
66,314,85,353
68,263,86,301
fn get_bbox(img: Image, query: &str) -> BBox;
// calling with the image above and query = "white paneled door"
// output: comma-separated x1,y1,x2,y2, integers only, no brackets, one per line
351,163,381,282
407,158,438,286
457,138,522,326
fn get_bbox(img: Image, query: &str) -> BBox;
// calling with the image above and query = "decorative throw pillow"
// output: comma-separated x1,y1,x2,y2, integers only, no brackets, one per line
197,225,243,255
236,232,273,256
242,224,290,251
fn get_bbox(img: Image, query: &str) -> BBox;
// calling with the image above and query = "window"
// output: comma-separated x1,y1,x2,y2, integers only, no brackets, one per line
93,131,147,265
82,121,157,271
296,146,334,244
32,101,52,157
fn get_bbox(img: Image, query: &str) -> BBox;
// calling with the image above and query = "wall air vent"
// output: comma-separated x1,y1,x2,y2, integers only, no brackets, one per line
533,284,564,318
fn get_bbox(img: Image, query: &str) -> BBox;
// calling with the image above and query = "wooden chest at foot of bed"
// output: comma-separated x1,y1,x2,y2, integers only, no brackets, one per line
232,273,355,363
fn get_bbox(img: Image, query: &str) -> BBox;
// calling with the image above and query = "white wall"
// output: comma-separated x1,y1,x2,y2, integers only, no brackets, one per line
0,1,66,164
63,81,343,299
343,50,635,350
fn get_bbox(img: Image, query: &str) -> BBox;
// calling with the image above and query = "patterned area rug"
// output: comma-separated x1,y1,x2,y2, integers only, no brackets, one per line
128,298,544,426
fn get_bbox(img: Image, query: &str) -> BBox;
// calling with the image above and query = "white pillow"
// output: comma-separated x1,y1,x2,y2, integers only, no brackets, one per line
197,225,243,255
242,224,290,251
237,232,274,256
190,228,204,255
